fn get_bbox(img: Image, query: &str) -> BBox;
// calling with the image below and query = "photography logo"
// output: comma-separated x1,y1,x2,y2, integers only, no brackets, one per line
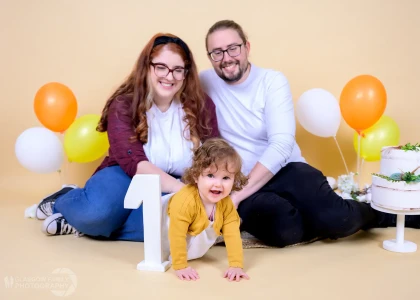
4,268,77,297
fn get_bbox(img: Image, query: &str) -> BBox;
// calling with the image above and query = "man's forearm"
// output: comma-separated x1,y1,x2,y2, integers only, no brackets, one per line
231,162,274,206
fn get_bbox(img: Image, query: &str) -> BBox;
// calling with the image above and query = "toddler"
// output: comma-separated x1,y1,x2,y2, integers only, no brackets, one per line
162,138,249,281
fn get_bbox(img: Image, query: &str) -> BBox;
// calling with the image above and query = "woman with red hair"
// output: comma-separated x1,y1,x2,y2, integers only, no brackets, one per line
36,33,220,241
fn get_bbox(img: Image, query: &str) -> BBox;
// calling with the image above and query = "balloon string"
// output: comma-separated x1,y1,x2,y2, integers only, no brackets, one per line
357,134,362,190
333,136,349,174
58,133,68,188
360,158,365,188
357,134,361,175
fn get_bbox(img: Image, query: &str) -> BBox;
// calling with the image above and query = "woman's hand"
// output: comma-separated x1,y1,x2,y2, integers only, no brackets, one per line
137,161,185,193
175,267,200,281
223,267,250,282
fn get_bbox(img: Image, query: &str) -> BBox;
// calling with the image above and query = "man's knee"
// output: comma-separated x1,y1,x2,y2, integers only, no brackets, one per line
239,192,305,247
267,223,305,247
310,209,361,239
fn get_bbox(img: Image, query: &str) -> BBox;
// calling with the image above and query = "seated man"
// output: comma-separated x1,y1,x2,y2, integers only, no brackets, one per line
199,19,420,247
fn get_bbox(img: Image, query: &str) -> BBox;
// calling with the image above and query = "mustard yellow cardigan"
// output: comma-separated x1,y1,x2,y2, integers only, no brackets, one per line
167,184,243,270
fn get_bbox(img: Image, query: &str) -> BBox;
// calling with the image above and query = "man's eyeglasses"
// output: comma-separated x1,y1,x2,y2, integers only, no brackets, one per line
150,62,187,81
208,44,244,62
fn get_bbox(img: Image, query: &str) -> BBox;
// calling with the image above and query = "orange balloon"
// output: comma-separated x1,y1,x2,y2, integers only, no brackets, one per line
340,75,387,132
34,82,78,132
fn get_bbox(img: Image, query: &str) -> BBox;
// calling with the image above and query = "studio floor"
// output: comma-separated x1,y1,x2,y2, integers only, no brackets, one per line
1,192,420,300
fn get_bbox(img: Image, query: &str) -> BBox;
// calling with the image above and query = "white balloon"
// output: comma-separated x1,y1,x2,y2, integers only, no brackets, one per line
296,88,341,138
15,127,64,173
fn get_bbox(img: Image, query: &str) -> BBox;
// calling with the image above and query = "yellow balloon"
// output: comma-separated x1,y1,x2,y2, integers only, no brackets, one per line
353,115,400,162
64,114,109,163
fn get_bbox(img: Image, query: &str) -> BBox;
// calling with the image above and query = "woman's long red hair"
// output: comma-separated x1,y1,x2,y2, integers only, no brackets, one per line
97,33,210,148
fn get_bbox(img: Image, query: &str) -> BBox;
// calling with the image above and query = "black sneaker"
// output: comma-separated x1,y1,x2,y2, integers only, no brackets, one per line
42,213,78,236
405,215,420,229
36,184,78,220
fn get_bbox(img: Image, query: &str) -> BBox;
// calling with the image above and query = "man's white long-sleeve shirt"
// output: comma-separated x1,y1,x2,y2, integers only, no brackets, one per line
200,64,306,176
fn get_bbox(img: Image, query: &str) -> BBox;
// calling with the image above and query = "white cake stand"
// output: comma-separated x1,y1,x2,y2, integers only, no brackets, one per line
371,202,420,253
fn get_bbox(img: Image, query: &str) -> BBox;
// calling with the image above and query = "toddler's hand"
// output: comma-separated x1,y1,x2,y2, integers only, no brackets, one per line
175,267,199,281
223,267,250,282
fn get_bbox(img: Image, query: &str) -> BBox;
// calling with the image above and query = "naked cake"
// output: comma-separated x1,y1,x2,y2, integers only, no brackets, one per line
371,143,420,210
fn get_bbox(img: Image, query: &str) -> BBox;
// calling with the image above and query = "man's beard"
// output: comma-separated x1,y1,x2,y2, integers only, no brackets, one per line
216,61,248,83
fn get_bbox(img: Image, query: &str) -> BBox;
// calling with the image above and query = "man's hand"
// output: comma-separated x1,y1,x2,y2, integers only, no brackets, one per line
223,267,250,282
175,267,199,281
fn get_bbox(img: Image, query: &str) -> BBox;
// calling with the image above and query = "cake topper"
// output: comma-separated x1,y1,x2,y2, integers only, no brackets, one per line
373,166,420,183
400,143,420,152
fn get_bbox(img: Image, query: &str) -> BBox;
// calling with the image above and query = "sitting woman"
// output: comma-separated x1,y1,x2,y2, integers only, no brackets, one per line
35,33,219,241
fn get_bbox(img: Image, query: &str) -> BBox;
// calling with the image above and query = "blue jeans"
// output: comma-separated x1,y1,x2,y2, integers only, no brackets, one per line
53,165,145,241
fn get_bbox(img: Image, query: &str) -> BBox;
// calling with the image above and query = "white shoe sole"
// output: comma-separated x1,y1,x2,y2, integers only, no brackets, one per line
42,213,63,235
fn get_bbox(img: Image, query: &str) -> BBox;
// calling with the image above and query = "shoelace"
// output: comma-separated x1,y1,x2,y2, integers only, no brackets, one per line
40,201,54,215
59,218,77,235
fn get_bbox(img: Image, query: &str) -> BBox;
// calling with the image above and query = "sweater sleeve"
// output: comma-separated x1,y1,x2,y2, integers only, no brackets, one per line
221,198,243,268
107,96,149,177
202,93,220,140
258,73,296,174
168,193,195,270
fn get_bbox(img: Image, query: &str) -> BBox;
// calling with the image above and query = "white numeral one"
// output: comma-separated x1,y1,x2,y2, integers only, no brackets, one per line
124,174,171,272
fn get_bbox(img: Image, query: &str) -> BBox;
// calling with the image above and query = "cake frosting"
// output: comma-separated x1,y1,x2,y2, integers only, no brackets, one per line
371,144,420,210
380,146,420,175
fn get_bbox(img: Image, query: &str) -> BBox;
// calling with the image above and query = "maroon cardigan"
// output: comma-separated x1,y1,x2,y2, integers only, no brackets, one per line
94,95,220,178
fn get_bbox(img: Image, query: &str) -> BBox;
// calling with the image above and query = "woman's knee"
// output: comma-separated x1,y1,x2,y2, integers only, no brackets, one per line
71,200,131,236
60,166,133,236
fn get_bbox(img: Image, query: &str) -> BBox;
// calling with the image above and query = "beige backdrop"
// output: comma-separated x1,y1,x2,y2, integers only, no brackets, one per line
1,0,419,198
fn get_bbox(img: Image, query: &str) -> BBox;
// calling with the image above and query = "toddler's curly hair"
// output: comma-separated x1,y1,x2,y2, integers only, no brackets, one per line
182,138,248,191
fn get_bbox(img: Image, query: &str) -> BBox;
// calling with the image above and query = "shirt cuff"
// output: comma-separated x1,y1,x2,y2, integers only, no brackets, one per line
258,147,287,175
